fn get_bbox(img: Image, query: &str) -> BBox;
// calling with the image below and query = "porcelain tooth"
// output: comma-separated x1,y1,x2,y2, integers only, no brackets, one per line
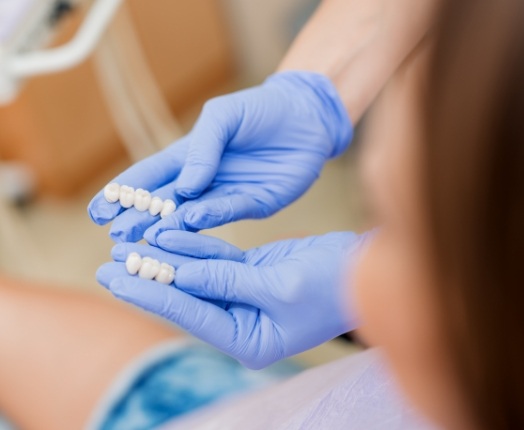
155,262,176,284
134,188,152,212
104,183,120,203
119,185,135,208
149,196,164,216
160,199,176,218
139,257,161,280
125,252,142,275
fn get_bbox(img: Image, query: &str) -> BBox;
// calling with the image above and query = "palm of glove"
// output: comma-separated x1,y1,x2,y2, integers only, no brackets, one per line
97,231,366,369
198,233,360,369
183,83,333,223
88,72,352,244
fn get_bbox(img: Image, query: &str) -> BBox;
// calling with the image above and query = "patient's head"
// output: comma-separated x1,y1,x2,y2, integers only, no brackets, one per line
353,0,524,429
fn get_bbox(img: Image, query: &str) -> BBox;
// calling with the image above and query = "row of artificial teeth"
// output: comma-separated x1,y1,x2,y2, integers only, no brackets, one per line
125,252,176,285
104,183,176,218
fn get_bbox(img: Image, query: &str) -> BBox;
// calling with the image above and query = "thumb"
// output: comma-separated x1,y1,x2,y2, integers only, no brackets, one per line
176,260,271,308
176,98,241,199
156,230,245,261
184,194,268,230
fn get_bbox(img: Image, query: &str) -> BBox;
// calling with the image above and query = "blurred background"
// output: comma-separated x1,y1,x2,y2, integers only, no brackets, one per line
0,0,367,364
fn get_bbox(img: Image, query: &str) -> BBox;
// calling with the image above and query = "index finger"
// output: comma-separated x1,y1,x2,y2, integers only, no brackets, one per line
88,139,189,225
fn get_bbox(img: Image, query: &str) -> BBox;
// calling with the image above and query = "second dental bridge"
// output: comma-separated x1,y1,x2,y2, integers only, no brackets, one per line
126,252,176,285
104,183,176,218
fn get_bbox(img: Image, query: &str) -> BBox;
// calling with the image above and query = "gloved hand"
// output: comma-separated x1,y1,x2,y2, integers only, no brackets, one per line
88,71,352,243
96,230,369,369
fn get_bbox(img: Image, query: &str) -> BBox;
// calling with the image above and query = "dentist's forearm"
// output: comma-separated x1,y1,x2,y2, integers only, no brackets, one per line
278,0,439,123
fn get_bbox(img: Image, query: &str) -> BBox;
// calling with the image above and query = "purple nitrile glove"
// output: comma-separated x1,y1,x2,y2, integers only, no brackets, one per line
97,230,369,369
88,71,352,243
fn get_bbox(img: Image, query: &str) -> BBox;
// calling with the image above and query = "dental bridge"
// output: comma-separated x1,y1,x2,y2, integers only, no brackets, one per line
104,183,176,218
125,252,176,285
104,182,178,284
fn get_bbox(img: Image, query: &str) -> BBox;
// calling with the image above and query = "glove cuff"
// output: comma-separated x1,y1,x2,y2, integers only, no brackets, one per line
265,71,353,158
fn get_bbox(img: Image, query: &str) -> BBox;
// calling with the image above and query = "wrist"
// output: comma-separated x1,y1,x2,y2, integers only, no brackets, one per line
265,70,353,157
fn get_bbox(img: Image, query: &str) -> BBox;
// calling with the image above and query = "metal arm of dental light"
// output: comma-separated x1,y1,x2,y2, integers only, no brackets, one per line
0,0,124,103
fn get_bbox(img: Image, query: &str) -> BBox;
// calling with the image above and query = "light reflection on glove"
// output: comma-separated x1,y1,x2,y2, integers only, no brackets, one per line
96,231,368,369
88,71,352,243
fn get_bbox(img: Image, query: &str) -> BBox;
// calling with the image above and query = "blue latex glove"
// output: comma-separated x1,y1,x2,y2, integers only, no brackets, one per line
97,231,369,369
88,71,352,243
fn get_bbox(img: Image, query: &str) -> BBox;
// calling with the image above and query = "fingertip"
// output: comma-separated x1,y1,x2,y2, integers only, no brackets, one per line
109,229,127,243
183,208,202,227
154,232,172,249
96,264,113,289
109,277,130,296
144,226,160,245
110,223,146,243
184,196,246,230
88,196,119,225
175,187,200,200
184,206,221,230
175,165,208,200
154,230,198,250
109,277,146,303
111,243,127,261
144,212,196,244
155,230,244,262
175,259,219,283
173,262,201,286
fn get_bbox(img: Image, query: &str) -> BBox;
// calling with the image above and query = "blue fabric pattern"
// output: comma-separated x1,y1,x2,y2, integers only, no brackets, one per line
100,344,301,430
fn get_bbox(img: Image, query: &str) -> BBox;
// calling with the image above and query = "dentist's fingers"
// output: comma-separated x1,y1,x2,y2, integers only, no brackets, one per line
142,186,244,243
155,231,245,262
88,140,188,225
142,204,199,244
182,193,270,231
175,260,271,308
96,262,130,289
108,181,187,243
111,243,198,268
143,185,271,243
88,194,125,226
106,275,239,350
97,261,231,310
175,98,240,199
178,165,317,231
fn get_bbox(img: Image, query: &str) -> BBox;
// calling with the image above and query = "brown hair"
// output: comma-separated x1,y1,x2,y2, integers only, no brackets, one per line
422,0,524,428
